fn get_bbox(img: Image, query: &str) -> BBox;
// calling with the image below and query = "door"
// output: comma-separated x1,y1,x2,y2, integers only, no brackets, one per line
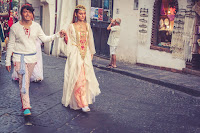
90,0,113,58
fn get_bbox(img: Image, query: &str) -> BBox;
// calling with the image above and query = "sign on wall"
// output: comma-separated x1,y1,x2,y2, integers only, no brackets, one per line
134,0,139,10
98,8,103,21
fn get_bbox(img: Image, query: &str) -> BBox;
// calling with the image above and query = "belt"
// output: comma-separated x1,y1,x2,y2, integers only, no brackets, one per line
13,52,36,94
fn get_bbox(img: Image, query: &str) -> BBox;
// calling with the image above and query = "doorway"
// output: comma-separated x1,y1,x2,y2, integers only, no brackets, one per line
90,0,113,58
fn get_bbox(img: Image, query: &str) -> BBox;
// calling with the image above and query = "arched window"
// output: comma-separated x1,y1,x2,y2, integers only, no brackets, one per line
150,0,178,52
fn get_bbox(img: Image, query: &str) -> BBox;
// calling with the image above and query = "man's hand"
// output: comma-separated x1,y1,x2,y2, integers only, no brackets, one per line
107,18,115,30
59,30,67,38
6,66,11,72
111,19,115,24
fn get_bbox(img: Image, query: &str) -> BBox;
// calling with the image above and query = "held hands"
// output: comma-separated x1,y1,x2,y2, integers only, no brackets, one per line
59,30,67,38
60,30,68,44
6,66,11,72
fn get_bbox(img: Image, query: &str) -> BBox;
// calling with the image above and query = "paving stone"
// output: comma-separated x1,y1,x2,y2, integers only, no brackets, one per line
0,53,200,132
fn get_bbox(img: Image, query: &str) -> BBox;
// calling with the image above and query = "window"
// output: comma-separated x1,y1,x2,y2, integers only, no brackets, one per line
91,0,113,22
158,0,176,48
151,0,178,52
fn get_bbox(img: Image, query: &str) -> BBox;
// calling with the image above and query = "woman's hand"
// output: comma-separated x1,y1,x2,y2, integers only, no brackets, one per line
64,35,68,44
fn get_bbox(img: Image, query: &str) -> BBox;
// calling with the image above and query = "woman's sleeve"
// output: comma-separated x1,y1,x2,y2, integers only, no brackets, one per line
5,27,15,66
61,24,74,57
37,24,60,43
88,24,96,55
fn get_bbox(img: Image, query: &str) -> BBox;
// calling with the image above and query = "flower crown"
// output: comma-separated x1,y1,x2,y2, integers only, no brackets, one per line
22,3,32,8
75,5,86,11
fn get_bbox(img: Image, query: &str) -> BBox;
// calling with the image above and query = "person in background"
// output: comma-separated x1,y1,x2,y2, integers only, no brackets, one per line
13,10,19,23
106,18,121,68
3,19,10,38
8,12,14,28
0,21,5,62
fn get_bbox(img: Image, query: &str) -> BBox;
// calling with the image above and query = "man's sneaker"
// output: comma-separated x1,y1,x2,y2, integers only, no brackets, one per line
24,109,31,116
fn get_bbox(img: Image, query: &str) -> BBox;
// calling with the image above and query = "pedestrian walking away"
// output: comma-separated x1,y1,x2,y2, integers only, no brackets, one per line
5,3,66,116
107,18,121,68
61,5,101,112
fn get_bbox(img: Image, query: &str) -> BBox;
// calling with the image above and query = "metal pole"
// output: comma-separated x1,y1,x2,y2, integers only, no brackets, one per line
50,0,58,55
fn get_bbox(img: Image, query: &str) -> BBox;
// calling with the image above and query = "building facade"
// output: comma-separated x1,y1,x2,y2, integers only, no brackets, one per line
81,0,200,72
19,0,200,73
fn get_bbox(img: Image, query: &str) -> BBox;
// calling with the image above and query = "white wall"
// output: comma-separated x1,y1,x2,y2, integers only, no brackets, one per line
113,0,139,64
29,0,41,24
41,0,56,54
136,0,188,70
52,0,76,56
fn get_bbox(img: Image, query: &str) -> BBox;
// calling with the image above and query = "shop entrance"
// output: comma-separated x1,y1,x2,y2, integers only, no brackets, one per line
90,0,113,58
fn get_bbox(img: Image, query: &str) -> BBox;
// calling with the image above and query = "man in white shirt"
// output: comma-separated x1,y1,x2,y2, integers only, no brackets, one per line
107,18,121,68
5,3,66,116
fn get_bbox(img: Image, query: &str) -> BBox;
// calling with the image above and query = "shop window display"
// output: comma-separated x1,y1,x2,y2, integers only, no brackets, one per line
0,0,10,16
158,0,176,48
91,0,112,22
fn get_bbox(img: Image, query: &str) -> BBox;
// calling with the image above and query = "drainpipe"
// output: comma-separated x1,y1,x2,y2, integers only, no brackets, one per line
50,0,58,55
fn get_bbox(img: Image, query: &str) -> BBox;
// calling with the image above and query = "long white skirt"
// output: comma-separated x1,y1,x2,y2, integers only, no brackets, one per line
12,39,43,82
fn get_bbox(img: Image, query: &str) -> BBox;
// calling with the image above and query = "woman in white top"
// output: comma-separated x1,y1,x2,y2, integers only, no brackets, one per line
61,5,100,112
5,3,65,116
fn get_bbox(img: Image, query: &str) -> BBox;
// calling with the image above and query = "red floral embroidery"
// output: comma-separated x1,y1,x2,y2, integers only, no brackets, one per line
81,45,85,50
23,27,30,38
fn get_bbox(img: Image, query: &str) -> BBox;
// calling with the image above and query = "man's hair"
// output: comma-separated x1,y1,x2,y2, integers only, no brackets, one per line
115,18,121,25
20,3,34,15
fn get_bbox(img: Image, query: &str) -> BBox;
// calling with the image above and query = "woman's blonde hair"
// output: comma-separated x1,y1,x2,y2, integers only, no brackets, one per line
72,5,87,23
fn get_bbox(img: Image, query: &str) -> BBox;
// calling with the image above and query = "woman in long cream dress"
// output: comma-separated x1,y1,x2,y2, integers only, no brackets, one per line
62,5,100,112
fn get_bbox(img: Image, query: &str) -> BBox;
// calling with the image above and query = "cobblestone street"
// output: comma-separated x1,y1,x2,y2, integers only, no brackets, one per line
0,53,200,133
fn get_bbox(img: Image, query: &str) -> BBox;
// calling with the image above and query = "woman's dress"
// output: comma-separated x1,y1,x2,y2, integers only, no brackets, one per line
62,23,100,110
